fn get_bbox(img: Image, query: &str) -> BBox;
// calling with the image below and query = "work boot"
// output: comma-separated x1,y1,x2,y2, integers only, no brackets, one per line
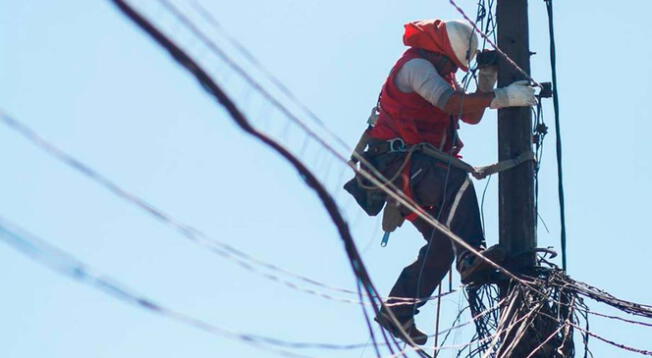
458,245,506,284
375,309,428,345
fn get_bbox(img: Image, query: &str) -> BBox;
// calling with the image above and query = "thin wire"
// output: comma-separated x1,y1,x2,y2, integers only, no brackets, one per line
151,0,533,290
538,310,652,356
545,0,567,271
0,110,455,308
0,218,317,358
434,284,444,357
3,2,648,356
411,49,478,348
532,102,547,242
447,0,542,88
108,7,592,354
479,175,492,236
189,0,327,130
0,111,374,302
136,9,601,340
0,216,510,357
419,24,487,352
105,3,416,355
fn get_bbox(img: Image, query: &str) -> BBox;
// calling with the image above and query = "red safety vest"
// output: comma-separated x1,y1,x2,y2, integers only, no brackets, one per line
369,47,462,154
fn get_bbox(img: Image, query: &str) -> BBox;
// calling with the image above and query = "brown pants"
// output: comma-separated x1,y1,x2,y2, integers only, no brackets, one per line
377,152,485,316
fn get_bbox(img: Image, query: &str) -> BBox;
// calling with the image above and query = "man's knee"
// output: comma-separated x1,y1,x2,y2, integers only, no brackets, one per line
417,238,455,267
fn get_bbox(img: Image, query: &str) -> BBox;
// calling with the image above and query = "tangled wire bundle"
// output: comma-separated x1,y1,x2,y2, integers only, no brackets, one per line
460,268,578,358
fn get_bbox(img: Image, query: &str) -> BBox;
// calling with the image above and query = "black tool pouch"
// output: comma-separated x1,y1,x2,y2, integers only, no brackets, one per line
343,176,387,216
343,152,405,216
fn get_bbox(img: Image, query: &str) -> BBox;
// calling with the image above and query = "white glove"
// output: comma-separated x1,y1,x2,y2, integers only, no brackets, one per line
490,80,537,109
477,66,497,92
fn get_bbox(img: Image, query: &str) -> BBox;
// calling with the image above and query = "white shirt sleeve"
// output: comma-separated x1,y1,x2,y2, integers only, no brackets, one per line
395,58,455,110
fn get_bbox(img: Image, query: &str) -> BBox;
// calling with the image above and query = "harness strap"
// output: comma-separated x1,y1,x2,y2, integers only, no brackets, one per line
472,151,536,179
348,127,370,165
368,141,533,247
417,143,475,172
416,143,535,179
357,137,535,180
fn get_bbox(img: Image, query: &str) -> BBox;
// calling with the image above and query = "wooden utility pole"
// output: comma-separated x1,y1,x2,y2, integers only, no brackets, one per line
496,0,536,270
494,1,542,356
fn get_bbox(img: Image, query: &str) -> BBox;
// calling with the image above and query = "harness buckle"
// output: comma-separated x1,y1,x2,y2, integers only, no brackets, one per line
387,138,407,153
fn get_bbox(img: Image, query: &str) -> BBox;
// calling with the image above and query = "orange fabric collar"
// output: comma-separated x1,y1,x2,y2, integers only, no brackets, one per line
403,19,467,71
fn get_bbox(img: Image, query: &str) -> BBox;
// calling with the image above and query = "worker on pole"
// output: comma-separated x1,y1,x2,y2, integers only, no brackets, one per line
344,19,537,344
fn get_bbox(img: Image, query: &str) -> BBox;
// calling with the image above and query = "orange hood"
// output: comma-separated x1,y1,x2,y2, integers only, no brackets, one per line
403,19,467,71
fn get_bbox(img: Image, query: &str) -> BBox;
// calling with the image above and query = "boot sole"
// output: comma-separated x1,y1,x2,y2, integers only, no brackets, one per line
460,248,506,284
374,315,428,345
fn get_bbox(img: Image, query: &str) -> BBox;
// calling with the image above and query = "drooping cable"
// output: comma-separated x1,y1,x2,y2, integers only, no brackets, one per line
0,216,512,357
5,1,652,356
0,110,457,309
2,0,524,338
152,0,533,293
103,3,575,356
105,1,421,356
544,0,567,271
0,218,315,358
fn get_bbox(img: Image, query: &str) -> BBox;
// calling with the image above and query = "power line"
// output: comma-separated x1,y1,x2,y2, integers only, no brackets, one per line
149,0,532,289
116,2,570,355
0,218,316,358
108,1,652,356
0,111,455,309
0,110,395,305
544,0,568,271
448,0,542,88
0,216,502,357
8,2,648,354
105,1,414,356
109,2,588,333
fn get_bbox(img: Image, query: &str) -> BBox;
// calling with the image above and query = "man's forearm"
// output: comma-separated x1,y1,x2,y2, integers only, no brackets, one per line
461,107,486,125
442,91,494,116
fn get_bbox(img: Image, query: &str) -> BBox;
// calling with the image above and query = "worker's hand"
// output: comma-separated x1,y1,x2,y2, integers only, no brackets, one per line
477,65,497,92
490,80,537,109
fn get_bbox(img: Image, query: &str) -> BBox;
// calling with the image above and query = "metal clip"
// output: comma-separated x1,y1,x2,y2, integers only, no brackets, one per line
387,138,407,153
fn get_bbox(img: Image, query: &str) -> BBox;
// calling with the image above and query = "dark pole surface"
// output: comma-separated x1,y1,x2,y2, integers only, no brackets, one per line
495,3,540,355
496,0,537,270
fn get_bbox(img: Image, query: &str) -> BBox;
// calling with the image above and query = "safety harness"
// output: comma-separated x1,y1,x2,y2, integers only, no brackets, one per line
352,135,535,180
349,134,535,246
347,45,534,246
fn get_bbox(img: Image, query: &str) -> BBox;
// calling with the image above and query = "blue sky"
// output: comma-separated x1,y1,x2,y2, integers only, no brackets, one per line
2,1,651,357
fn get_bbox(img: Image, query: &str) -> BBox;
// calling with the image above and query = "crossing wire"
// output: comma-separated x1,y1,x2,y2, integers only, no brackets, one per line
447,0,542,87
107,1,536,355
2,107,546,354
115,7,599,347
114,2,652,356
449,0,568,272
0,218,314,358
7,2,648,356
3,2,649,357
149,0,532,288
0,111,387,303
105,1,418,356
0,217,503,357
118,3,577,355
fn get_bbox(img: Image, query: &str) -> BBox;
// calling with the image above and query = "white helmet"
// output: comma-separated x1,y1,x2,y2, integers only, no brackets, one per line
446,20,478,69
